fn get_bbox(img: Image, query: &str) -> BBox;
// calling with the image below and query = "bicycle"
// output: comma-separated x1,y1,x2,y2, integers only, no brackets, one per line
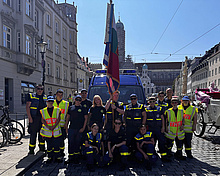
0,106,23,144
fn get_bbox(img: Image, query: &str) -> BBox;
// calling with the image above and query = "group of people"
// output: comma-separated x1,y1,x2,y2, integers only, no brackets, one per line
26,85,197,172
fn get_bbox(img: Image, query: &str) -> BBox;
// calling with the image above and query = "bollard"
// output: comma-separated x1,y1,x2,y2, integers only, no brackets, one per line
24,114,26,136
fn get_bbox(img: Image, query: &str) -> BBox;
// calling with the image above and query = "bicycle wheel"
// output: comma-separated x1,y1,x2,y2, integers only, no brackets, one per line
4,120,25,137
0,124,8,146
8,128,22,144
0,128,5,148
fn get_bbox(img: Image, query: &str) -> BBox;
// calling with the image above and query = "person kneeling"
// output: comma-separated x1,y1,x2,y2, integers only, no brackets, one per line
84,123,104,172
135,125,157,170
40,96,62,164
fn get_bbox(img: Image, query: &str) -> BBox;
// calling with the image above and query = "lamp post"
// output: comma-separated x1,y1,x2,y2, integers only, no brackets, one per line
37,36,47,86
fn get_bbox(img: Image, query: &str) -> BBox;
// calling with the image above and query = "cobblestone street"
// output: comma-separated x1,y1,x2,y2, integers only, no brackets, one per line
24,129,220,176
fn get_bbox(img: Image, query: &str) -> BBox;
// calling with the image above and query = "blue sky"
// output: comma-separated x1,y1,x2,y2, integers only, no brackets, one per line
63,0,220,63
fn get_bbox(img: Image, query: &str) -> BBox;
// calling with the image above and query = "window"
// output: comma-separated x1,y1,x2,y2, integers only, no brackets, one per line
64,70,67,80
209,71,211,77
63,28,66,39
46,13,51,26
70,72,73,82
3,25,11,49
63,48,66,58
35,10,38,28
17,32,21,52
21,82,35,105
56,66,60,78
26,35,31,55
47,63,51,75
26,0,31,16
70,33,72,44
210,61,211,66
34,44,37,58
216,58,218,63
3,0,10,6
215,68,217,75
219,67,220,74
47,38,51,50
55,43,59,54
212,70,214,76
18,0,21,11
55,21,59,33
212,59,214,65
215,80,217,85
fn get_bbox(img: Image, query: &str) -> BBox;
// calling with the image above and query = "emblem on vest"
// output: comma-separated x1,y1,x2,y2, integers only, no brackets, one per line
157,114,159,118
101,110,103,113
136,113,140,116
83,104,87,107
78,109,82,112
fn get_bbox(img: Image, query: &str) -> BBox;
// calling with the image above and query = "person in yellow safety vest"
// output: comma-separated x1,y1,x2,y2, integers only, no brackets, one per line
165,96,186,160
40,96,62,164
178,96,197,159
53,89,69,157
26,84,47,155
67,94,73,106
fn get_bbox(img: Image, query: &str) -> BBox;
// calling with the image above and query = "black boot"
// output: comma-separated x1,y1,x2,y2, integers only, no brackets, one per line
145,160,152,171
87,164,95,172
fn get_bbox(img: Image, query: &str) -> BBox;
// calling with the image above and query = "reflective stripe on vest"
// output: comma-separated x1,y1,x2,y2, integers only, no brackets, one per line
178,105,196,133
53,100,69,127
125,104,143,121
40,107,62,138
165,108,185,140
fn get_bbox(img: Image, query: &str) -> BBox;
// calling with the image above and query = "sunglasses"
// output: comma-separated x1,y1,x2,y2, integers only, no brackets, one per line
48,100,54,102
58,91,63,94
37,88,43,90
131,98,137,100
75,99,82,101
149,101,155,103
172,101,178,104
115,122,122,125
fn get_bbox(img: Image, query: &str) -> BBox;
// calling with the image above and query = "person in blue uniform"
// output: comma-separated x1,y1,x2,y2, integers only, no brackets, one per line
84,123,104,172
89,95,106,132
103,118,129,171
26,84,47,154
146,97,171,162
155,91,168,115
135,125,156,170
64,95,88,164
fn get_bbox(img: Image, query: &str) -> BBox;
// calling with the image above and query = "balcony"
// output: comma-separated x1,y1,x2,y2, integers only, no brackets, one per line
16,54,36,76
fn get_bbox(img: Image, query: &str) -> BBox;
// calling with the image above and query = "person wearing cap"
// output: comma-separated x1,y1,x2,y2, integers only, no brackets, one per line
146,97,171,162
124,94,146,150
105,90,124,131
26,84,47,155
67,94,73,106
53,89,69,156
64,94,88,164
164,97,185,160
40,96,62,163
178,96,197,158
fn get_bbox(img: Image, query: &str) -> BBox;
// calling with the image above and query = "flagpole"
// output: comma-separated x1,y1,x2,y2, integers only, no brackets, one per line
110,0,112,4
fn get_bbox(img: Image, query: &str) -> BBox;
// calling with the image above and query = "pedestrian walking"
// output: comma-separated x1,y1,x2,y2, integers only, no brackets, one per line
40,96,62,163
67,94,73,106
26,84,47,154
178,96,197,158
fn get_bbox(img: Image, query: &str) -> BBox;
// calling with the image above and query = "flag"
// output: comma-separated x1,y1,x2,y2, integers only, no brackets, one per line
103,3,120,94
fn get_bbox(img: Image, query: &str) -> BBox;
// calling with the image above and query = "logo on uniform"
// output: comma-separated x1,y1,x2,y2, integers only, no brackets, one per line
136,113,140,116
101,110,103,113
157,114,159,118
83,104,87,107
78,109,82,112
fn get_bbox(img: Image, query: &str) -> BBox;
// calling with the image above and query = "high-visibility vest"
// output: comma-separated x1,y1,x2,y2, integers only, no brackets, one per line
146,106,162,129
29,93,47,116
125,103,143,126
40,107,62,138
53,100,69,127
178,105,197,133
68,97,73,102
165,108,185,140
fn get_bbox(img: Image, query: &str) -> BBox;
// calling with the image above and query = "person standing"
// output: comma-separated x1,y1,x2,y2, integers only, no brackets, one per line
105,91,124,131
53,89,69,156
124,94,146,149
164,88,173,109
67,94,73,106
26,84,47,154
80,89,92,112
103,118,129,171
40,96,62,163
178,96,197,158
155,91,168,115
64,95,88,164
146,97,171,162
89,95,106,131
165,97,185,160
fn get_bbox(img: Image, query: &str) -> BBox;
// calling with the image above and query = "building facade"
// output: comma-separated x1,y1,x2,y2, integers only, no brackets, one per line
135,62,182,93
0,0,78,113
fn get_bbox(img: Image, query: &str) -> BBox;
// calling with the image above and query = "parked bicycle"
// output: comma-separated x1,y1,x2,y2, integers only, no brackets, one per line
0,105,23,145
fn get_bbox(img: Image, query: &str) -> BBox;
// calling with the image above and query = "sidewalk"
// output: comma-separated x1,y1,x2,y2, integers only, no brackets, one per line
0,126,44,176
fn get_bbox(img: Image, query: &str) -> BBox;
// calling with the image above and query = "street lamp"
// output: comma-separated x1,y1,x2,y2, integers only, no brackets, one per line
37,36,47,86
